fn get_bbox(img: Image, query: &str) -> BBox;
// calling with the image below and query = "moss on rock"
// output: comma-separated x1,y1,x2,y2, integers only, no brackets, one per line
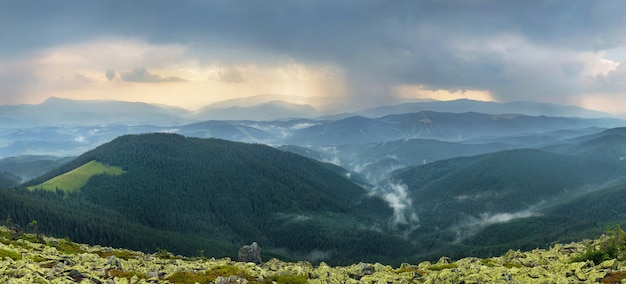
2,225,626,283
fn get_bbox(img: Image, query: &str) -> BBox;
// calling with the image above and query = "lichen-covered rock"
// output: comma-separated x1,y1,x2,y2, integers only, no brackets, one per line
4,225,626,284
237,242,261,264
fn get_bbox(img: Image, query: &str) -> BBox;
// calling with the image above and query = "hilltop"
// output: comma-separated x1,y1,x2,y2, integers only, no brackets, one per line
2,226,626,283
8,131,626,265
7,133,407,264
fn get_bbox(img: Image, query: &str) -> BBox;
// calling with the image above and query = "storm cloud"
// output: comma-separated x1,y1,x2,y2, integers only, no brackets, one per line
1,0,626,112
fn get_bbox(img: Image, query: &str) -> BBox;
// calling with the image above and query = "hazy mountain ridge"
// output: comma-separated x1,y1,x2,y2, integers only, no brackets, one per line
1,97,620,128
197,100,318,121
0,97,191,127
5,109,620,159
286,111,622,146
382,130,626,257
3,98,626,264
357,99,614,119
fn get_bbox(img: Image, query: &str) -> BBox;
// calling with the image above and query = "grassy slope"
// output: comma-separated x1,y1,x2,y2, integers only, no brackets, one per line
28,160,124,192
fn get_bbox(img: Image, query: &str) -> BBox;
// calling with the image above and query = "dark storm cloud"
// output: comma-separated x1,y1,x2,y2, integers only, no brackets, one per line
1,0,626,107
120,68,186,83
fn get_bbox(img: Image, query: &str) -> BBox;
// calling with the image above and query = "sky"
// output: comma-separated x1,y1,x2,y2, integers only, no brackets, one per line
1,0,626,114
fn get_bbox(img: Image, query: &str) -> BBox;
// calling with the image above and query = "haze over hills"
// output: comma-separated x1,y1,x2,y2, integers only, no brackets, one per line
381,128,626,258
1,97,621,129
0,97,621,158
3,97,626,265
0,97,192,127
357,99,615,119
197,100,318,121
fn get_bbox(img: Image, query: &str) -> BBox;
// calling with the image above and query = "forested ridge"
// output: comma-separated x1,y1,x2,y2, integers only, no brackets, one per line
386,146,626,260
6,132,626,265
5,133,412,265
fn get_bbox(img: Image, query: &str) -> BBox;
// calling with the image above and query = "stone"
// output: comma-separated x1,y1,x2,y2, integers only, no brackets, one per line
598,259,619,270
105,255,122,269
436,256,451,265
5,225,626,284
347,262,374,279
237,242,262,264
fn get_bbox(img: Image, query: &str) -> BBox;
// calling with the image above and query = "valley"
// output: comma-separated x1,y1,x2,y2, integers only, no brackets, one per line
2,98,626,266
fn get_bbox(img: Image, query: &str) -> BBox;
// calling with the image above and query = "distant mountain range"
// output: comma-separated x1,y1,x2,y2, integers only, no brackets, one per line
355,99,614,119
2,110,622,159
285,112,623,146
0,97,620,128
0,97,191,127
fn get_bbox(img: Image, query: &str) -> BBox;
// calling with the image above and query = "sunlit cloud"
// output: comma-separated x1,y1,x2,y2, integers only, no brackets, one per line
571,93,626,115
3,1,626,114
394,85,495,102
0,38,348,110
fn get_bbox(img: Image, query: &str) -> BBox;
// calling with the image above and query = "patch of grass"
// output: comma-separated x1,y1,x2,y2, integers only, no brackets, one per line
96,249,140,260
503,262,523,269
166,271,215,284
0,248,22,260
572,225,626,264
165,266,257,284
49,238,83,255
206,265,254,281
1,238,34,251
154,248,185,260
107,269,149,281
0,228,12,239
28,160,124,192
480,258,497,267
30,255,46,262
19,233,41,244
263,274,308,284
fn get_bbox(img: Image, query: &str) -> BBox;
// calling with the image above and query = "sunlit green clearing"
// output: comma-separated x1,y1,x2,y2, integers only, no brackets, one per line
28,160,124,192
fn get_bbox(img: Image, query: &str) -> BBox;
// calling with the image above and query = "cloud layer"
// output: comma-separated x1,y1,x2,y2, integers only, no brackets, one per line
1,0,626,112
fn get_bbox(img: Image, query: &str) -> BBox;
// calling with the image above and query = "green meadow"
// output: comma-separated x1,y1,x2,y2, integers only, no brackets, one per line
28,160,124,192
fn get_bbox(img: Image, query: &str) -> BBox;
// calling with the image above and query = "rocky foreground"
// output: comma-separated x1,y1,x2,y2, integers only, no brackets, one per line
1,226,626,283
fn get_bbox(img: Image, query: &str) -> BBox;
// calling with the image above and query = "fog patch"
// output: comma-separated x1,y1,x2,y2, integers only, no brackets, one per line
382,182,420,231
275,213,313,223
272,248,333,263
322,156,342,166
452,208,541,242
384,154,400,161
454,191,505,202
352,161,373,173
158,128,180,133
292,123,318,129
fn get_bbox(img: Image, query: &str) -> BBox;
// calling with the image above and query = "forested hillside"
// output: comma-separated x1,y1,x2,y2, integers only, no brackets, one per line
386,144,626,260
7,130,626,265
0,171,20,189
5,133,412,265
